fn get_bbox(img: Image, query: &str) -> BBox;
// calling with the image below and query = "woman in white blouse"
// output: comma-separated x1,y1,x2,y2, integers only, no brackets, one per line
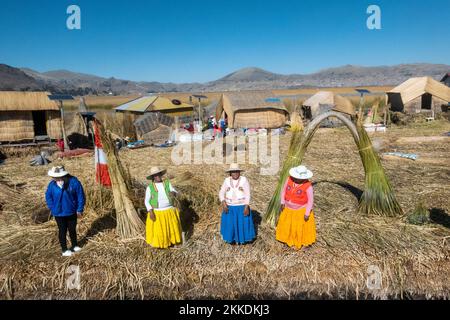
218,163,256,244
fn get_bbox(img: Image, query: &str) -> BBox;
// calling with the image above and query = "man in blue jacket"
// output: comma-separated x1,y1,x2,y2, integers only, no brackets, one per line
45,166,86,257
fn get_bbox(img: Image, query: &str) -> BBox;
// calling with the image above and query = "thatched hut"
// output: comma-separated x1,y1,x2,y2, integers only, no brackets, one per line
441,73,450,87
0,91,62,143
301,91,355,120
215,91,288,129
387,77,450,113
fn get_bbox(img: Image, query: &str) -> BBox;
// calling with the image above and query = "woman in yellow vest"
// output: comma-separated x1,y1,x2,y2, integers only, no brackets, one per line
145,167,182,248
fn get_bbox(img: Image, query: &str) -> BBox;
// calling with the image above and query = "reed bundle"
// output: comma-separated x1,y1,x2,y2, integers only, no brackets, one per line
355,123,403,217
96,120,144,239
265,125,304,226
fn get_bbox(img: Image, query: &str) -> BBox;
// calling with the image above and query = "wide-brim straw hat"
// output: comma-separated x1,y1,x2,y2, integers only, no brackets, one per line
146,166,167,179
226,163,244,172
289,165,313,180
48,166,69,178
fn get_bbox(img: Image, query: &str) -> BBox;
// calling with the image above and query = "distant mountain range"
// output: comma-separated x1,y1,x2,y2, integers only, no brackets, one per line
0,64,42,91
0,63,448,94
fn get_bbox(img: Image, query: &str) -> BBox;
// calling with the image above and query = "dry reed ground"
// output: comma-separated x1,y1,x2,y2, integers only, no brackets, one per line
0,120,449,299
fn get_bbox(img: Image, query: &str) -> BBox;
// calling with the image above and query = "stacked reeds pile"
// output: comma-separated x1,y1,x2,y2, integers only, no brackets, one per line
95,120,144,239
67,112,88,136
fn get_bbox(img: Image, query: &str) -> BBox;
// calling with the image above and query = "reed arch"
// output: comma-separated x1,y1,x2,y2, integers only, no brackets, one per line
304,111,360,142
264,111,403,227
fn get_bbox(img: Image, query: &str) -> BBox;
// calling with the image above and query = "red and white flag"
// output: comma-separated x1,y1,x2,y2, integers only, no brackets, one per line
93,121,112,187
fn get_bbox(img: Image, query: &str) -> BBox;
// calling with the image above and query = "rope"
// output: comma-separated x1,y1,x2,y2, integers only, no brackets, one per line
287,155,302,161
358,146,373,152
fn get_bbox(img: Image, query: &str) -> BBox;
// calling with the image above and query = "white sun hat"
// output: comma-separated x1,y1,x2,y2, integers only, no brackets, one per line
48,166,69,178
146,166,167,179
289,165,313,180
226,163,244,172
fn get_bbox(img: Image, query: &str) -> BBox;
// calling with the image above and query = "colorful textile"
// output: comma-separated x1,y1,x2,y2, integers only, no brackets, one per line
146,207,182,248
284,178,311,206
221,205,256,244
281,178,314,212
56,139,65,152
276,207,316,249
93,122,112,187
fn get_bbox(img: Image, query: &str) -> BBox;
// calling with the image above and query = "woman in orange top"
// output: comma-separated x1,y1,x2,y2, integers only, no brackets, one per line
276,165,316,249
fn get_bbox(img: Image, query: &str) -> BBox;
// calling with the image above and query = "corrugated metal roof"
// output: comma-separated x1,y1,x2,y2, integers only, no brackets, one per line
150,96,193,111
115,95,193,113
115,96,158,113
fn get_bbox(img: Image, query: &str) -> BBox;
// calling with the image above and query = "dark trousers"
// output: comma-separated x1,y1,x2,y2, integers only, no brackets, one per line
54,214,78,252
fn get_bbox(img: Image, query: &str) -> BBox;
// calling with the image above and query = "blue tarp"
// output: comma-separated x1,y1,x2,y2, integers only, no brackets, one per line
383,152,418,161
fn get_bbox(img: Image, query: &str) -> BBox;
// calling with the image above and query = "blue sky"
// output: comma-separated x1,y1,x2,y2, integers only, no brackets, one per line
0,0,449,83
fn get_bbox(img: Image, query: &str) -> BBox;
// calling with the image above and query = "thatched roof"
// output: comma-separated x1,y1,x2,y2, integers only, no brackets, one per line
215,91,287,119
302,91,355,117
0,91,59,111
388,77,450,104
115,95,193,113
303,91,334,107
215,91,288,128
222,91,287,113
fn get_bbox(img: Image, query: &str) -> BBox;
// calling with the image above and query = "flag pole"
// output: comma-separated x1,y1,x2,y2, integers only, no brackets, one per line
94,120,103,209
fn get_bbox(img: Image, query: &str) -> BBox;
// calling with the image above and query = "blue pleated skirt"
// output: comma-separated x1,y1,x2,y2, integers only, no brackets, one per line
220,205,256,244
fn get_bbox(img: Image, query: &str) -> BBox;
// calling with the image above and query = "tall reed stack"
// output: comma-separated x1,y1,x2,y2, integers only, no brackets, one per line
95,119,144,239
355,121,403,217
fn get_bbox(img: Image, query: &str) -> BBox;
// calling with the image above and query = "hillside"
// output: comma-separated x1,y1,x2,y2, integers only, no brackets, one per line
0,64,41,91
0,63,448,94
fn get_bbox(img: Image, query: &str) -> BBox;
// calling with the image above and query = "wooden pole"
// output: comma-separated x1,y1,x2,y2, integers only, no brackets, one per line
383,104,388,126
357,93,365,125
198,98,202,132
59,100,69,151
174,116,179,142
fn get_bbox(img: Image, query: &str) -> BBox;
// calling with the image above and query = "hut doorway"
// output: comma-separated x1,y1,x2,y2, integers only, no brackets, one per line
421,93,432,110
32,111,48,136
301,106,313,120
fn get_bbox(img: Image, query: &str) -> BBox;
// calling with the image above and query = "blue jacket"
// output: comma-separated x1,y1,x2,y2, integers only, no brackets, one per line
45,177,86,217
